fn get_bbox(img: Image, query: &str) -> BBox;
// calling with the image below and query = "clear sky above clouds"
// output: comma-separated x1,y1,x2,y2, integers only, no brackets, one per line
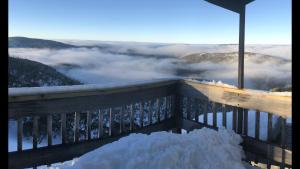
9,0,291,44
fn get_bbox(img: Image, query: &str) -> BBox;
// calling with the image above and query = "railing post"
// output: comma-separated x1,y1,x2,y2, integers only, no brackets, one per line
109,108,112,136
186,97,191,120
87,111,91,140
243,109,248,136
280,118,286,169
232,107,237,132
212,102,217,128
130,104,134,131
140,101,144,128
174,92,181,134
61,113,67,144
17,117,23,151
47,115,53,146
204,100,208,125
195,99,199,123
222,104,226,128
157,98,161,123
237,108,243,134
33,116,39,149
119,106,123,133
98,110,103,138
149,100,153,125
74,112,80,142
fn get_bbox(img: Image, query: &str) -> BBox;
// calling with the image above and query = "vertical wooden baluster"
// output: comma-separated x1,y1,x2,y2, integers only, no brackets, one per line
255,110,260,140
17,117,23,151
222,104,226,127
237,108,243,134
267,113,273,142
87,111,91,140
61,113,67,144
157,98,161,122
186,97,191,120
280,118,286,169
171,95,175,118
140,101,144,128
120,107,123,133
47,115,52,146
75,112,80,142
149,100,152,125
174,94,181,134
204,100,208,125
212,102,216,127
164,97,168,120
98,110,103,138
232,107,237,132
168,96,171,118
243,109,248,136
195,99,199,123
267,113,273,169
130,104,134,131
109,108,112,136
33,116,39,149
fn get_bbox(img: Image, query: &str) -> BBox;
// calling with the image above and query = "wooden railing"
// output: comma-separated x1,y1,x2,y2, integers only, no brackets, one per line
178,80,292,169
8,79,292,169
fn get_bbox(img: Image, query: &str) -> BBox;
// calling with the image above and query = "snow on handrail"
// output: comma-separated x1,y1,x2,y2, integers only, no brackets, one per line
9,78,180,97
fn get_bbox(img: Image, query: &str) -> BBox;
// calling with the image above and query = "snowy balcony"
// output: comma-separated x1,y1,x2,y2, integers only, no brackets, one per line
8,79,291,169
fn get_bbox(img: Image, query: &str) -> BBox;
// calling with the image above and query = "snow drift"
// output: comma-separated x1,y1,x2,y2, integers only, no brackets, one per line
48,127,258,169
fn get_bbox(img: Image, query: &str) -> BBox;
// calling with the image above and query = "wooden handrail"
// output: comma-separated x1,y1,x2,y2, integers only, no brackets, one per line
8,79,179,102
8,79,292,168
179,80,291,118
8,79,178,118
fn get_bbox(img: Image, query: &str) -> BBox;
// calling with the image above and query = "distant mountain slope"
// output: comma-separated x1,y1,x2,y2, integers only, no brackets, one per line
9,57,82,87
182,52,290,64
9,37,77,49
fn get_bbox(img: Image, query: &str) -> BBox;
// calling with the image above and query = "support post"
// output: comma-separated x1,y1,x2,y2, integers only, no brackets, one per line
238,6,245,89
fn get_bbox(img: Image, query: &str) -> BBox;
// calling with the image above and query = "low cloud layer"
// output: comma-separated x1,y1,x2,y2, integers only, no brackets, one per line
9,42,291,90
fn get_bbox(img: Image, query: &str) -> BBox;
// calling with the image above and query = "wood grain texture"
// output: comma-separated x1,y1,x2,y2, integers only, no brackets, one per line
179,80,291,118
9,84,176,118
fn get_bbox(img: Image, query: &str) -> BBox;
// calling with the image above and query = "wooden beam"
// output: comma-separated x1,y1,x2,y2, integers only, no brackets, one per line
204,0,254,13
179,80,291,118
9,79,178,102
9,84,176,118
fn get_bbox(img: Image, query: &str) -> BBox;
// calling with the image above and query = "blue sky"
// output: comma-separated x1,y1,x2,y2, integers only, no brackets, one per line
9,0,291,44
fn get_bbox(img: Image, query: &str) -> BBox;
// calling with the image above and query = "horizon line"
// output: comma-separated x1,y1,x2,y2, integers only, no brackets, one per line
9,36,292,45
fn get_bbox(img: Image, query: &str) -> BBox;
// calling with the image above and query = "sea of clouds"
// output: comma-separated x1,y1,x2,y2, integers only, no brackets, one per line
8,41,291,90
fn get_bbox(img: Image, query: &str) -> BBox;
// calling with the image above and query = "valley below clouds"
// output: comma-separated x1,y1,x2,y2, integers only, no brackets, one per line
9,41,291,90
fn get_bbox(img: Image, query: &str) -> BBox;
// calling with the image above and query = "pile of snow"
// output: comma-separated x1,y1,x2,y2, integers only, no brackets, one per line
198,80,237,88
186,79,237,88
48,127,259,169
269,92,291,97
